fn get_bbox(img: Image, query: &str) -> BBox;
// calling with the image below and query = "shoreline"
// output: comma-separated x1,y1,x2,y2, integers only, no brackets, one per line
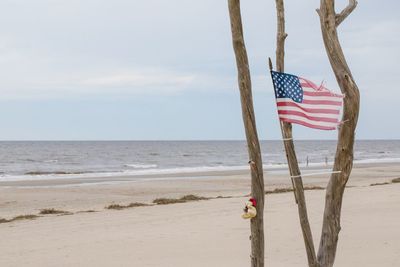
1,161,399,188
0,162,399,218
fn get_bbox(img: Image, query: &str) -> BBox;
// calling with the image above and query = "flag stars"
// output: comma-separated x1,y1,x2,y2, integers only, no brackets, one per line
271,71,303,103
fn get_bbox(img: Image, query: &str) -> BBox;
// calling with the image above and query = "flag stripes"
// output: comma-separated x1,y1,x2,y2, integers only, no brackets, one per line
271,71,343,130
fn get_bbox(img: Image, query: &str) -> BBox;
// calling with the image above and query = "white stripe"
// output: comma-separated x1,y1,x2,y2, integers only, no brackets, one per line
302,86,343,97
278,114,339,128
277,106,339,119
302,89,343,99
276,98,342,110
303,94,343,102
302,86,318,92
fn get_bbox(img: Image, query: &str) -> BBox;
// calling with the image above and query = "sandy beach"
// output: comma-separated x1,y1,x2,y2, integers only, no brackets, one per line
0,0,398,266
0,162,399,266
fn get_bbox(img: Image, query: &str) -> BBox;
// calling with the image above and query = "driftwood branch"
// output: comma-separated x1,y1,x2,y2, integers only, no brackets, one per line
317,1,360,266
227,1,265,266
335,0,358,26
273,1,317,266
275,0,288,71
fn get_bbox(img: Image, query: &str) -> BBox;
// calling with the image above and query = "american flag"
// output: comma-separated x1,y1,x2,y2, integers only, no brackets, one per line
270,71,343,130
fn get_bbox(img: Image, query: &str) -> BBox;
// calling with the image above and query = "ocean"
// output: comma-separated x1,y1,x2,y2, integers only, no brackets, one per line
0,140,399,182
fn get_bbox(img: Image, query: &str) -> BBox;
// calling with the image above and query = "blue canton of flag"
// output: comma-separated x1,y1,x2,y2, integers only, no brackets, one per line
271,71,303,103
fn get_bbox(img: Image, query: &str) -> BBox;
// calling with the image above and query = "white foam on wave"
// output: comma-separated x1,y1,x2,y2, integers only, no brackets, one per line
1,157,400,182
43,159,59,163
124,163,158,169
0,165,250,182
0,163,323,181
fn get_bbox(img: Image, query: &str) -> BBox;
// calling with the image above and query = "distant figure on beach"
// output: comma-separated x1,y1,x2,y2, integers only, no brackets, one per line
306,156,309,167
325,157,328,166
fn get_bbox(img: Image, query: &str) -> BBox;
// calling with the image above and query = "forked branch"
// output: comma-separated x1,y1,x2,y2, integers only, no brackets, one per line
335,0,358,26
316,0,360,266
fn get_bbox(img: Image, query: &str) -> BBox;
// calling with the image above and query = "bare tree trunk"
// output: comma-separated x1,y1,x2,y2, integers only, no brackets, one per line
227,1,265,266
316,1,360,266
273,1,317,266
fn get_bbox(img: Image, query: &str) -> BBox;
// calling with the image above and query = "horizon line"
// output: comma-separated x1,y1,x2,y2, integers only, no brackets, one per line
0,139,398,142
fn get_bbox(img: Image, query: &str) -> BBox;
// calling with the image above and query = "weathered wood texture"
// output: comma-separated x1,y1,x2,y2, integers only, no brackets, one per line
317,1,360,266
227,1,265,266
273,1,317,266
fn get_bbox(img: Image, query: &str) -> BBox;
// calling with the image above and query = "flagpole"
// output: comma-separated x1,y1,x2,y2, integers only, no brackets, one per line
268,58,297,204
271,0,317,266
268,60,318,266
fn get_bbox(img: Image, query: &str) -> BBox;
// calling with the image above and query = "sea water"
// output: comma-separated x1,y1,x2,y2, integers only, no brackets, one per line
0,140,399,181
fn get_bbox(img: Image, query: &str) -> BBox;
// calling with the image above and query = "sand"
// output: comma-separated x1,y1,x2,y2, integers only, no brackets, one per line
0,163,399,266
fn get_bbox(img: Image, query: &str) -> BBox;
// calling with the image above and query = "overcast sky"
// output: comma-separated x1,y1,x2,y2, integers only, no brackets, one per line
0,0,398,140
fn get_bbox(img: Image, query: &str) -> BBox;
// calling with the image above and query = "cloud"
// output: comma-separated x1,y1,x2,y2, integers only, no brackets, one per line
81,69,195,92
0,68,198,100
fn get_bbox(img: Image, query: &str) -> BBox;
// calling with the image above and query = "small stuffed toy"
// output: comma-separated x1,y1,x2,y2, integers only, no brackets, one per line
242,198,257,219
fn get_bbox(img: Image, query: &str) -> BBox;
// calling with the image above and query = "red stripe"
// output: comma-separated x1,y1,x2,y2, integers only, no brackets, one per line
279,118,336,130
276,102,340,114
299,78,320,90
302,99,342,106
302,90,343,98
300,83,319,90
278,110,338,123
